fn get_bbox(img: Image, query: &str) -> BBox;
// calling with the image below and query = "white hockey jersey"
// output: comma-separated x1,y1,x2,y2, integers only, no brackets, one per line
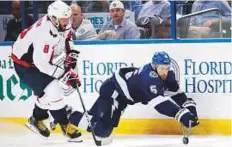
12,15,71,79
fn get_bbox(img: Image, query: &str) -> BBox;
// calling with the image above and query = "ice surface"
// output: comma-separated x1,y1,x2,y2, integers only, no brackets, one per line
0,122,231,147
1,133,231,147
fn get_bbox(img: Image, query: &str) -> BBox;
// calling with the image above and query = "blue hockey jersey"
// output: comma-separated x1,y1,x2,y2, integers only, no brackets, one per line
111,63,180,105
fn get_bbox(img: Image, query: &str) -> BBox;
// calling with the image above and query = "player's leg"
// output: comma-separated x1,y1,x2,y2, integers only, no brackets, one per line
69,96,115,138
90,78,123,138
41,80,81,140
69,110,113,145
14,65,53,137
15,65,81,139
69,78,126,138
49,105,72,130
27,104,50,137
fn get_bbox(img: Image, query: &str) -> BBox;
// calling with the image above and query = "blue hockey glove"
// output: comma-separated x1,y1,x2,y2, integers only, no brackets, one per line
182,98,198,119
175,108,199,128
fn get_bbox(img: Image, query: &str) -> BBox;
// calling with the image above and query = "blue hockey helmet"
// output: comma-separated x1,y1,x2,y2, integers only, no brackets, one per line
152,51,171,65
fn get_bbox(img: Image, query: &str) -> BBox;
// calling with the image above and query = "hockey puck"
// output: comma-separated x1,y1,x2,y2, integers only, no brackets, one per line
182,137,189,144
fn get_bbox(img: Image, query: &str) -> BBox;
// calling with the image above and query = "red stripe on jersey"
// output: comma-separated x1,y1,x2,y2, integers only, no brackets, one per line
67,30,72,39
20,26,32,39
11,54,34,68
49,51,54,65
65,39,70,54
36,18,43,27
50,98,63,103
65,30,73,54
43,45,49,53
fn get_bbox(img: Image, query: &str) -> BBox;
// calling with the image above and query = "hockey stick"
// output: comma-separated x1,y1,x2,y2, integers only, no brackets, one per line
68,41,111,145
181,121,192,144
75,86,102,146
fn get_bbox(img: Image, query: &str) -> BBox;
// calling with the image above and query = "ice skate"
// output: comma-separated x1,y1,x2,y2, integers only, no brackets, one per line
60,123,82,142
25,116,50,137
49,105,73,130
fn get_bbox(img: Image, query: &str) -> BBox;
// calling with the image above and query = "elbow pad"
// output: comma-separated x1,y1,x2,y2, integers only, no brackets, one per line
149,96,180,117
154,100,180,117
171,92,188,107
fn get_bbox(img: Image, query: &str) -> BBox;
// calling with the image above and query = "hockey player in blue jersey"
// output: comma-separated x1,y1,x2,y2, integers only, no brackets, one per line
68,51,199,141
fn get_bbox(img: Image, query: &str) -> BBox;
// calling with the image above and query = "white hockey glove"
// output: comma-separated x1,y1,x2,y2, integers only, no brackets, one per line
64,50,80,70
60,69,81,89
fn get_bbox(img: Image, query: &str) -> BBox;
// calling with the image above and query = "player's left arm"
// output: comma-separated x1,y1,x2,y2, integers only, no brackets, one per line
148,95,199,128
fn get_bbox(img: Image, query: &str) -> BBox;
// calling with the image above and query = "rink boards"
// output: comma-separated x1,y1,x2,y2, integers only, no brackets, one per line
0,40,231,135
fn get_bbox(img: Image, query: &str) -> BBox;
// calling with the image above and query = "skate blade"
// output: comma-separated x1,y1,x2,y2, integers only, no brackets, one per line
25,123,49,139
96,136,113,145
67,136,83,143
49,122,57,131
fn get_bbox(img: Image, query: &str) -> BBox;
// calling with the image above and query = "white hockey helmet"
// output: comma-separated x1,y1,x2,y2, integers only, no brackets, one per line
47,0,71,19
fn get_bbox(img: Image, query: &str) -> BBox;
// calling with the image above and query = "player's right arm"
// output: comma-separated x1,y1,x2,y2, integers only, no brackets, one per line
145,78,198,128
165,71,198,119
148,94,199,128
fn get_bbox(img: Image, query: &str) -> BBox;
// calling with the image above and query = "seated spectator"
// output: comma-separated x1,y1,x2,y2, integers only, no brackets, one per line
138,0,170,20
122,0,144,21
190,0,231,27
70,3,98,40
98,0,140,40
4,0,33,41
152,17,171,38
188,0,231,38
136,15,171,39
72,0,109,12
136,0,171,39
123,0,143,11
176,0,194,16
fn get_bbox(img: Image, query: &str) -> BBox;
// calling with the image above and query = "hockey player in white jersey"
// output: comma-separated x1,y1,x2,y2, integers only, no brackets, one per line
11,0,82,141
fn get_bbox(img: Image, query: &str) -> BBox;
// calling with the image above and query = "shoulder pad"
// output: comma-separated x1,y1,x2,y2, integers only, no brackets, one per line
149,71,158,78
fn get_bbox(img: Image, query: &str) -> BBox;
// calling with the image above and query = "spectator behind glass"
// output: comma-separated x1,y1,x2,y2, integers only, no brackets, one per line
190,0,231,27
70,3,98,40
123,0,143,11
4,0,33,41
98,0,140,40
188,0,231,38
72,0,109,12
138,0,170,20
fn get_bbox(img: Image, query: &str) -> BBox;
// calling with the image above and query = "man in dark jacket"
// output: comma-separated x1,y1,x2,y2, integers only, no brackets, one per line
5,0,33,41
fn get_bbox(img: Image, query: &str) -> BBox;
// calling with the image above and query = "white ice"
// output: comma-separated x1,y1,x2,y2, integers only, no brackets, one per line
1,133,232,147
0,122,231,147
